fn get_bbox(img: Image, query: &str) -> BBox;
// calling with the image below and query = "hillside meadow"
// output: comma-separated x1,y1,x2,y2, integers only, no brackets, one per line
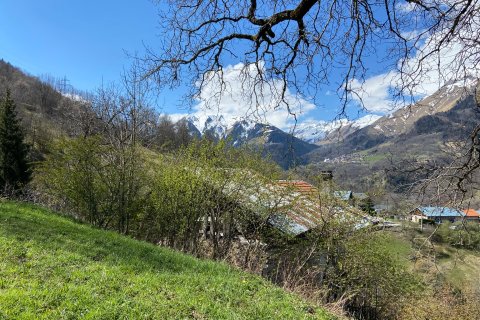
0,201,333,319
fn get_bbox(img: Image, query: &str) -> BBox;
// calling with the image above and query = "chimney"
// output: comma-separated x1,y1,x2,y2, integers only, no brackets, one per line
319,170,333,181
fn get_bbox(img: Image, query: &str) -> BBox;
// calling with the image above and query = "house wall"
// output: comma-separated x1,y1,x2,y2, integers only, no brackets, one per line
411,214,426,223
411,208,465,224
465,216,480,222
410,209,424,223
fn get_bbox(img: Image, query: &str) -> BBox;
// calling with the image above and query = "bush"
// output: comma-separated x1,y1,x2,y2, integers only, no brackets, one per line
400,285,480,320
139,140,282,259
434,221,480,250
325,232,422,319
35,136,147,233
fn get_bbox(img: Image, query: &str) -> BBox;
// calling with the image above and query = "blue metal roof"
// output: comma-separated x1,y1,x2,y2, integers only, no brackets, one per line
268,214,309,236
418,207,465,217
334,191,353,201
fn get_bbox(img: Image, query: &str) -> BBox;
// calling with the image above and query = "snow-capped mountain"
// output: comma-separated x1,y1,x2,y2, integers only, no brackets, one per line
292,114,382,144
184,114,229,140
370,77,478,137
227,120,261,146
182,113,383,149
303,77,480,166
202,115,229,139
225,120,318,168
181,116,318,168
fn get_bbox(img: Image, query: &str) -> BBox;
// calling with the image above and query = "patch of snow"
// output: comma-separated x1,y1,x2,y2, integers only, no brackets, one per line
352,114,382,128
239,119,257,132
62,92,88,103
291,120,330,143
237,119,258,140
292,114,381,143
443,76,478,92
200,115,229,139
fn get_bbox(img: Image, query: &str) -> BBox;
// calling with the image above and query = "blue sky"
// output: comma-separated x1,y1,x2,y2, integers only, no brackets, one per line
0,1,455,130
0,1,158,90
0,1,366,122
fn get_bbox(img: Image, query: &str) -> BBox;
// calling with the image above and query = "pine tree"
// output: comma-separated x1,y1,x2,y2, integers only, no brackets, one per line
0,89,31,191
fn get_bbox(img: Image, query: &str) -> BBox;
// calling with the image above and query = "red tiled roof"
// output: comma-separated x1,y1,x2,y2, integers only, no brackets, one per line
269,180,361,235
277,180,317,195
464,209,480,217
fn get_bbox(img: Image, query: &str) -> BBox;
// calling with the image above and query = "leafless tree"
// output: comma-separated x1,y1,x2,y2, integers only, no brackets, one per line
141,0,480,116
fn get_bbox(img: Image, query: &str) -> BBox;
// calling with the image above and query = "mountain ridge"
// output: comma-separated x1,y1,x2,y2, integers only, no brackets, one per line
298,78,480,193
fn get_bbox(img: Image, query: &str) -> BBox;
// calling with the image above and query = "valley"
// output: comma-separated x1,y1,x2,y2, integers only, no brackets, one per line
0,57,479,320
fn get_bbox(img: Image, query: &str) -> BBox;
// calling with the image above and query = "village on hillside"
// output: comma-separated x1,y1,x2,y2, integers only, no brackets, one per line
206,168,479,244
258,175,480,239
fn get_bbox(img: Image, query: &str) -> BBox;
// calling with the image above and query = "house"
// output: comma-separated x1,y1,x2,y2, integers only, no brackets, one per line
334,190,353,204
277,180,318,196
270,180,334,236
333,191,373,210
463,209,480,221
213,177,323,237
197,169,364,238
261,180,362,237
410,207,465,224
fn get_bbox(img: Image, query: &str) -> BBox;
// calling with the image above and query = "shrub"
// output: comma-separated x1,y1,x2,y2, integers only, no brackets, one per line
35,136,147,233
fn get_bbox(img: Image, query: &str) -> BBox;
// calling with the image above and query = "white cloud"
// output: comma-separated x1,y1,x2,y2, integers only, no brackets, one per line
395,1,417,13
400,29,427,41
175,62,316,131
166,113,189,123
397,31,480,96
349,71,397,113
350,22,480,113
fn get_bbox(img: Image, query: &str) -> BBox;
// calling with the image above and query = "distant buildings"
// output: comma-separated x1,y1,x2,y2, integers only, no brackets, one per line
410,206,479,224
464,209,480,221
267,181,364,236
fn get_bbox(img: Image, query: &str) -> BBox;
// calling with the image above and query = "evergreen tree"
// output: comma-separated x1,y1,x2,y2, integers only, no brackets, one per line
360,197,376,215
0,89,31,191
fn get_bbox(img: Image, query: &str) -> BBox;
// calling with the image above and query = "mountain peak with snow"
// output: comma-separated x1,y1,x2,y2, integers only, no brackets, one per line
370,78,479,137
292,115,382,143
185,114,229,140
181,112,385,144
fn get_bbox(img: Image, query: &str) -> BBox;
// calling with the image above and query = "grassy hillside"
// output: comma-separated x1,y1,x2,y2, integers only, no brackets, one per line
435,244,480,289
383,228,480,292
0,201,332,319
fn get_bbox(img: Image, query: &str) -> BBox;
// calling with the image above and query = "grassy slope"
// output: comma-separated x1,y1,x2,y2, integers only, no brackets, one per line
385,228,480,290
435,244,480,289
0,201,332,319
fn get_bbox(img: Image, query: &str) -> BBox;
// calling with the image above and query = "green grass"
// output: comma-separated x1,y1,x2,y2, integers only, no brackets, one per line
0,201,332,319
363,153,388,163
385,227,480,291
434,244,480,289
351,150,388,164
379,232,413,267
